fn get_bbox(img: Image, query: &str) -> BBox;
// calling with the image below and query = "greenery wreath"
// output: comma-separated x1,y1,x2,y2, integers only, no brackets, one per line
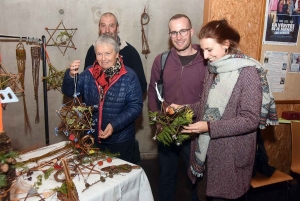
149,105,193,146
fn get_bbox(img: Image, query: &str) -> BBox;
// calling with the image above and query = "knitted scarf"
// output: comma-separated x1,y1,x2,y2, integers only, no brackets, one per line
189,54,279,181
91,56,123,99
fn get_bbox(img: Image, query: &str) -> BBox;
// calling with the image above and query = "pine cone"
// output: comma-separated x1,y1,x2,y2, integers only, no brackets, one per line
5,158,16,164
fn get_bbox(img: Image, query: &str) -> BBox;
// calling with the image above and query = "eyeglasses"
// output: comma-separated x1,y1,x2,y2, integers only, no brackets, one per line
169,28,191,38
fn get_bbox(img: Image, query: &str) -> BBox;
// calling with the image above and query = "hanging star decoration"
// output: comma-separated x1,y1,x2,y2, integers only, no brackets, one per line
42,46,67,93
44,63,66,93
56,96,96,138
45,21,77,56
0,62,23,94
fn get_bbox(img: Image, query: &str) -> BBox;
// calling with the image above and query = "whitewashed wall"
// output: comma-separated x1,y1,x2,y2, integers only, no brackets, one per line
0,0,204,156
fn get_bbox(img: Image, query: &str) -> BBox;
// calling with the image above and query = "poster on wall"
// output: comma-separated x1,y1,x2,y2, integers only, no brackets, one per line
263,51,288,92
289,52,300,72
262,0,300,46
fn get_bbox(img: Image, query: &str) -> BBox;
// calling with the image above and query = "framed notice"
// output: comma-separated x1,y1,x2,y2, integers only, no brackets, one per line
289,52,300,72
262,0,300,46
263,51,288,92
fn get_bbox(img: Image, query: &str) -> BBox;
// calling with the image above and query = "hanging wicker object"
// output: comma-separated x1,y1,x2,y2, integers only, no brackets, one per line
45,21,77,56
56,97,97,136
42,45,66,93
141,7,150,59
30,46,41,123
16,41,32,135
0,62,24,94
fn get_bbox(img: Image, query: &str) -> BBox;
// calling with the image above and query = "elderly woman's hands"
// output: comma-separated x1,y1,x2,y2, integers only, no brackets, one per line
181,121,209,134
98,123,114,139
69,60,80,78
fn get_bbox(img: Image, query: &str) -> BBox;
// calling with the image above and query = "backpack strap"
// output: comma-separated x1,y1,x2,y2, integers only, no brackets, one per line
159,50,171,82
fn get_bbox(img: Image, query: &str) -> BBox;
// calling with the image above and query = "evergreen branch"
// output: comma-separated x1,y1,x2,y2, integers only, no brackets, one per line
149,106,194,146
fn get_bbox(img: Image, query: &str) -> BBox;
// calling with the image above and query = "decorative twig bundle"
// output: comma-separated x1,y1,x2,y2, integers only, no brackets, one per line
149,105,193,146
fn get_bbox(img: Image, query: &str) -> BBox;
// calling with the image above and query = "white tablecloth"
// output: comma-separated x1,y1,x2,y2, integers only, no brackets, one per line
11,141,154,201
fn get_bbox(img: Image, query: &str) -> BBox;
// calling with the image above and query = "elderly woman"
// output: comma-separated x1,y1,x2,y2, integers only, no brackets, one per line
62,35,143,163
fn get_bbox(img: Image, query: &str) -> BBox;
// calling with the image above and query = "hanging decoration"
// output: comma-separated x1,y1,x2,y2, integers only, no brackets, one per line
56,95,96,139
140,6,150,59
45,21,77,56
30,46,41,123
16,41,32,135
42,46,66,93
0,62,23,94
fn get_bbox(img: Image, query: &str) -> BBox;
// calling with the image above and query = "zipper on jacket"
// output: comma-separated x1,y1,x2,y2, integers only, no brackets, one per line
96,72,124,143
176,66,184,100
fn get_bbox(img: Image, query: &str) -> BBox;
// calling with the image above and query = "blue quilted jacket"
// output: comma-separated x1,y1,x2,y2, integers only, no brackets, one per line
62,65,143,145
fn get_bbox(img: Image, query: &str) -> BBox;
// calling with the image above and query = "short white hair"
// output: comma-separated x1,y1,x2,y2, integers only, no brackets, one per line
94,35,120,53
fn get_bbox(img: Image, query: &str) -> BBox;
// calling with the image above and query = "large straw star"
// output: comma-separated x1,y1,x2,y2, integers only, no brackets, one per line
45,21,77,56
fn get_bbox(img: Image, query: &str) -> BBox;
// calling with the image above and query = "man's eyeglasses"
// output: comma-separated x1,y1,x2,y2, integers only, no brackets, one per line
169,28,191,38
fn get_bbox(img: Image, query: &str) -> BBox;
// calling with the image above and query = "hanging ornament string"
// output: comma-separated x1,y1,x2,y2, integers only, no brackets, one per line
30,45,41,123
141,7,150,59
16,41,32,135
55,69,96,139
73,72,77,97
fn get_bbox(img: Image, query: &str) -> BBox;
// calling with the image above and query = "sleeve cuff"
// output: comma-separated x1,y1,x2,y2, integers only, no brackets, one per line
207,121,211,137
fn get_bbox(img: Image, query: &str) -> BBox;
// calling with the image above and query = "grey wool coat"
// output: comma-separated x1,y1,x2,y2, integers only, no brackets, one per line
190,66,262,199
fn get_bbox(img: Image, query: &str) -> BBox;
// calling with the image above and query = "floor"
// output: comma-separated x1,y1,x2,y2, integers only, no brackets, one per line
140,155,300,201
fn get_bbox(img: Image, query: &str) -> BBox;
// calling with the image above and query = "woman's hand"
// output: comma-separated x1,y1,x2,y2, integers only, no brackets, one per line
98,123,114,139
69,60,80,78
181,121,209,134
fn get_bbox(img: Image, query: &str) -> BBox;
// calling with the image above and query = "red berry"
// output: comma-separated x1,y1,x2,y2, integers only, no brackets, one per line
69,134,75,141
54,165,62,170
106,157,112,163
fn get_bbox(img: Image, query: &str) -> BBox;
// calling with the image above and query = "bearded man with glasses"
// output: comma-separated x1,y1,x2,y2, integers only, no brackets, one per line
148,14,206,201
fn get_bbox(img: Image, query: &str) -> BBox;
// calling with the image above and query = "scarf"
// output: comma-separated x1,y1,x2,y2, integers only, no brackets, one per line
189,54,279,181
91,56,123,99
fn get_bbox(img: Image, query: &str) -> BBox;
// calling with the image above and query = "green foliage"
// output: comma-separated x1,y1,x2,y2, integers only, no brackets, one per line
100,149,120,158
149,106,193,146
44,167,54,179
33,174,43,190
64,106,93,130
0,76,11,89
0,174,7,188
53,182,68,195
0,151,20,164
